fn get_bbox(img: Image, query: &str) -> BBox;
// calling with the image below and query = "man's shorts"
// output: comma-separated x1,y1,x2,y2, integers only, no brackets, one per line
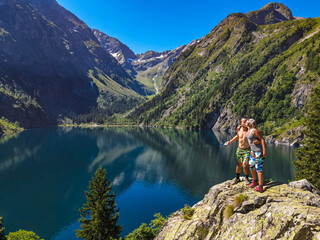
236,147,250,163
249,151,264,172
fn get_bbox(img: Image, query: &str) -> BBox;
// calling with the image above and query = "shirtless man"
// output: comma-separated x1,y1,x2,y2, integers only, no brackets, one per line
227,118,251,185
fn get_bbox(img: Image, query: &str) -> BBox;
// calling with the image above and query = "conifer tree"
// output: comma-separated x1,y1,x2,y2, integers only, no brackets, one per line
76,167,122,240
0,217,5,240
294,85,320,189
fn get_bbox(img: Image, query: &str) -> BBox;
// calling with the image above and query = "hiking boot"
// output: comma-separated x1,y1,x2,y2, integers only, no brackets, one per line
249,181,258,188
231,178,240,185
244,178,250,185
254,185,264,193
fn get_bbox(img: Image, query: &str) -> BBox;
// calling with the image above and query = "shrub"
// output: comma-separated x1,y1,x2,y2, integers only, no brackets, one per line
7,230,43,240
181,204,195,220
125,213,167,240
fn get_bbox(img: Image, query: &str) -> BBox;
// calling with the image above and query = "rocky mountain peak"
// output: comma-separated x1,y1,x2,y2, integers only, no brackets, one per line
246,2,294,25
137,50,169,61
93,29,137,64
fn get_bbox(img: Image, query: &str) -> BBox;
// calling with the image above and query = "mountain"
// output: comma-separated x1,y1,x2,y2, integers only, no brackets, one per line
93,29,197,94
127,3,320,139
131,42,198,94
246,2,294,25
93,29,137,65
0,0,148,127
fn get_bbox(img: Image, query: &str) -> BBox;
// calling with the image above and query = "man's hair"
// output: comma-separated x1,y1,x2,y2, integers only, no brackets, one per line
247,118,257,128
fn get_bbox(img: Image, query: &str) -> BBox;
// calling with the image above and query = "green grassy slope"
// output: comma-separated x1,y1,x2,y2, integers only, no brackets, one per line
127,14,320,135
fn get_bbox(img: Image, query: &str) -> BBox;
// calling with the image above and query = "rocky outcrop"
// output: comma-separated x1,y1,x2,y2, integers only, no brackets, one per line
156,179,320,239
93,29,137,65
246,3,294,25
291,82,315,108
212,104,239,133
266,129,304,147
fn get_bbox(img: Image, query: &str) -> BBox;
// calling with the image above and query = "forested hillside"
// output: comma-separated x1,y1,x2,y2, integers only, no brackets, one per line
127,3,320,138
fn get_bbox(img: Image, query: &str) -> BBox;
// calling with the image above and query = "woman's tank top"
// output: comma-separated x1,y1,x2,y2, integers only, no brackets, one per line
247,129,263,152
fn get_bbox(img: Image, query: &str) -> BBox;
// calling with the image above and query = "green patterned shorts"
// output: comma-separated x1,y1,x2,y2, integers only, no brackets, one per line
236,147,250,163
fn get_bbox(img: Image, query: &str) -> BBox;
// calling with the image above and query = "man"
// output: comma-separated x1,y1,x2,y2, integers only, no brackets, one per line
227,118,251,185
246,118,267,193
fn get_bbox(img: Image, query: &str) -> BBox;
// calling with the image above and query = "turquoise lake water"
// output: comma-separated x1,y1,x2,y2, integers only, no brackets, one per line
0,127,296,239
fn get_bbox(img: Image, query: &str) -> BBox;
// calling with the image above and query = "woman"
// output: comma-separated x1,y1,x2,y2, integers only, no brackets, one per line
246,119,267,193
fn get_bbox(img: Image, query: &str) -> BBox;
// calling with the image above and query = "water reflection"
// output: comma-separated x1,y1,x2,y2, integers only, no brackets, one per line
0,127,295,239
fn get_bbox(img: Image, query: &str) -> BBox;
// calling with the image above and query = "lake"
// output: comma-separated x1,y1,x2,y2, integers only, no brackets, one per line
0,127,296,239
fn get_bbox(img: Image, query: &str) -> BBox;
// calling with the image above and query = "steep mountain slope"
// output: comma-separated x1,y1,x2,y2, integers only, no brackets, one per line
0,0,147,127
127,3,320,136
93,29,197,94
93,29,137,65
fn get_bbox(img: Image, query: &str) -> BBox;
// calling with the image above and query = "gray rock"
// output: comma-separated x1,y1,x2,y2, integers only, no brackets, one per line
156,179,320,240
289,179,320,196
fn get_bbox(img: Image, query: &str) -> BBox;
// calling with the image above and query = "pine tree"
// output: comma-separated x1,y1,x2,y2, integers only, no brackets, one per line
0,217,6,240
294,84,320,189
76,168,122,240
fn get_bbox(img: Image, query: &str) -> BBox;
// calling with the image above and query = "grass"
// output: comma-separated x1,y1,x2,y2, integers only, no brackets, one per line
197,226,209,239
234,194,248,208
223,205,235,220
224,194,248,220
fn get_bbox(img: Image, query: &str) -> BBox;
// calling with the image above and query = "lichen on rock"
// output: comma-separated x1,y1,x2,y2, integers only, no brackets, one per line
156,179,320,240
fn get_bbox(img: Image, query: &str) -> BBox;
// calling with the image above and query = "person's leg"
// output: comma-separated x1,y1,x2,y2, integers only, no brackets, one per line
243,149,250,184
250,167,257,181
257,171,264,186
249,152,258,187
243,161,250,184
232,148,243,184
249,168,258,187
254,156,264,192
236,161,242,175
243,161,249,175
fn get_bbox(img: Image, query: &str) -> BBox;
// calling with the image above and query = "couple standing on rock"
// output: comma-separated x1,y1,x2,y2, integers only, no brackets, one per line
226,118,267,193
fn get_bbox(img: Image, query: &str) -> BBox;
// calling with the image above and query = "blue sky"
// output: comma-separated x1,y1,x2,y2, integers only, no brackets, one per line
56,0,320,54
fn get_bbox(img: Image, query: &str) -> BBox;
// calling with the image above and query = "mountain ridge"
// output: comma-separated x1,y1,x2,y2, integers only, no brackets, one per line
126,3,320,140
0,0,148,127
93,29,198,94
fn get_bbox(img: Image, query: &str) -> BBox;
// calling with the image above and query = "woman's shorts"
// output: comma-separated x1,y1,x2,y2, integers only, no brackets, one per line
249,151,264,172
236,147,250,163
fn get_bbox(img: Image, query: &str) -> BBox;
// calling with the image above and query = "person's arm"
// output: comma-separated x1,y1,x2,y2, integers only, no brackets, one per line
253,139,261,145
254,130,267,158
227,133,239,145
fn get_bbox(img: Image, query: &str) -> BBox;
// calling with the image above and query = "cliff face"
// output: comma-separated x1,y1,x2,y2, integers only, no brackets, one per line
246,3,294,25
156,179,320,240
93,29,137,65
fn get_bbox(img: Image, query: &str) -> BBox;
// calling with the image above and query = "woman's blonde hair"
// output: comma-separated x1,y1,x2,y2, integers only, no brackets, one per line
247,118,257,128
